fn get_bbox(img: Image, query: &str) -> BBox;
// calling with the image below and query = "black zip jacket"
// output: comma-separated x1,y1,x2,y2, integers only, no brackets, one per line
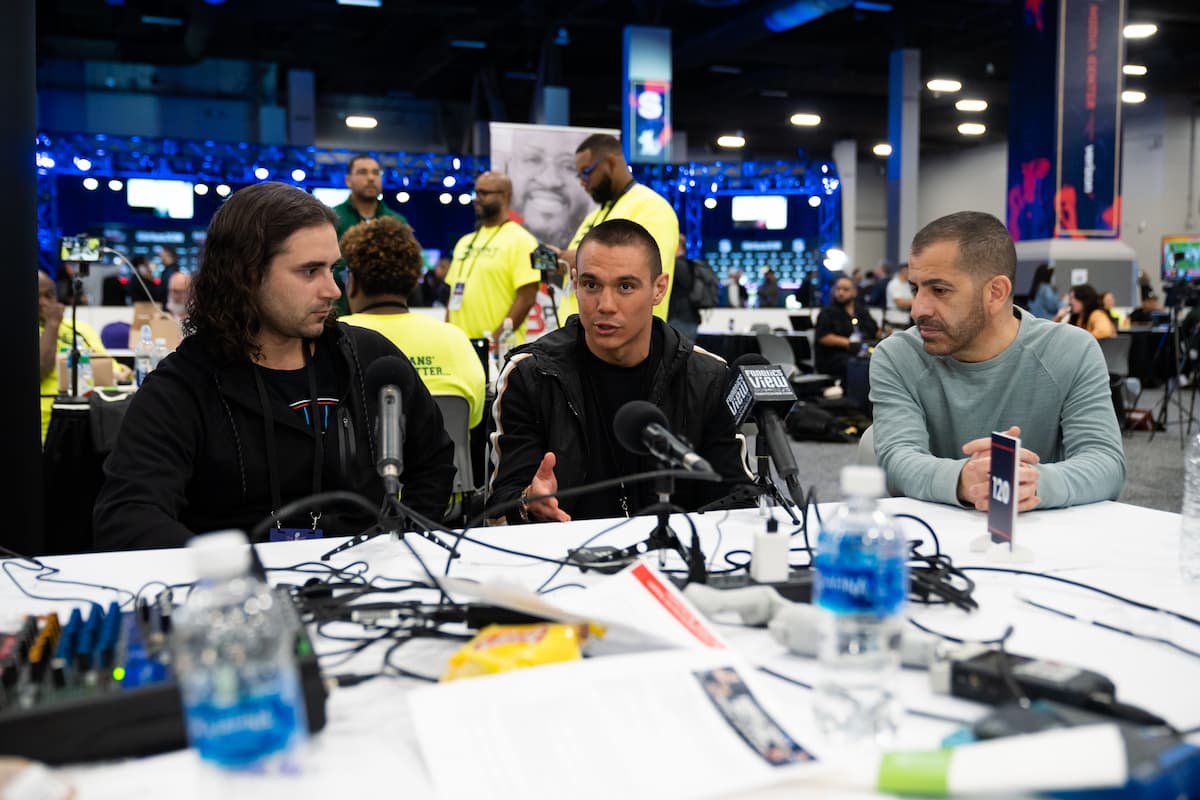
94,323,455,550
487,317,753,522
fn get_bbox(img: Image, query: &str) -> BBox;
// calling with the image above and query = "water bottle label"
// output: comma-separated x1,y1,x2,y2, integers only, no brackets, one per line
185,689,302,768
813,552,907,615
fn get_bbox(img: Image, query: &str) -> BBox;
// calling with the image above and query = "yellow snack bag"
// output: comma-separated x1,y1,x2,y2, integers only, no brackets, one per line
441,623,588,682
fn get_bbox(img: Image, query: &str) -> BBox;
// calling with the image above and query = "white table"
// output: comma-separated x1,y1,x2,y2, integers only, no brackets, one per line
3,498,1197,798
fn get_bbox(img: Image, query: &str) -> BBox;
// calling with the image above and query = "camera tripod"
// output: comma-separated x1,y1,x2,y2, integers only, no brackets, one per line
1150,301,1200,446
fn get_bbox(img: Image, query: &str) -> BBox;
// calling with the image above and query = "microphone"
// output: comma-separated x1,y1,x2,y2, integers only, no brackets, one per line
364,356,410,494
725,354,799,484
613,400,714,473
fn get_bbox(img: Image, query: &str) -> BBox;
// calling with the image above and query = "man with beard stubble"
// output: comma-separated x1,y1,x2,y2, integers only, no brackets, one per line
869,211,1124,512
506,132,594,250
444,171,541,349
551,134,679,326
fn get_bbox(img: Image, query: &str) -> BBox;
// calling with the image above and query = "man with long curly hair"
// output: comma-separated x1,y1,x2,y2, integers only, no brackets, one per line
94,182,455,549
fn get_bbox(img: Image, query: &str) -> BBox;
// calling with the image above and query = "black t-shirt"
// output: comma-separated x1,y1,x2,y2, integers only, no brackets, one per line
573,326,664,519
257,343,341,433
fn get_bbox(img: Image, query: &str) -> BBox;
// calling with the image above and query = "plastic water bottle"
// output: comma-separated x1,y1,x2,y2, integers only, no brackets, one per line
150,337,170,371
171,530,308,772
1183,432,1200,582
812,465,909,744
75,350,95,396
135,324,154,386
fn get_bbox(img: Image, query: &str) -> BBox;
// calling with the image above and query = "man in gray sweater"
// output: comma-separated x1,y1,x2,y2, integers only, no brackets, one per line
869,211,1125,511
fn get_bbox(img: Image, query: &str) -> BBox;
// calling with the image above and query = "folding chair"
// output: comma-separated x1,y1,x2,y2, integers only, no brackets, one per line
432,394,478,522
1098,336,1141,432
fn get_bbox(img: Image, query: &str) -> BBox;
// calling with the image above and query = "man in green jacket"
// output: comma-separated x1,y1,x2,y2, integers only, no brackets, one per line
331,154,408,315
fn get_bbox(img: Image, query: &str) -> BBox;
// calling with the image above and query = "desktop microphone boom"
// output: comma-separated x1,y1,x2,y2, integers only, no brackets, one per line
613,400,714,474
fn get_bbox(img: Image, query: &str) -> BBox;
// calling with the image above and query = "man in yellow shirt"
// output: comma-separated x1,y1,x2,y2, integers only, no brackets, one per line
445,171,541,349
552,133,679,326
339,218,487,431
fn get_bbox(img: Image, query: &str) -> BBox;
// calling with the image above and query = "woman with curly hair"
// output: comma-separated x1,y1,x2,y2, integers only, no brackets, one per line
339,217,487,431
1065,283,1117,339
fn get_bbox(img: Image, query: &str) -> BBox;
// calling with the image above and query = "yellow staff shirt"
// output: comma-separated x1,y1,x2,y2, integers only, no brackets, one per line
446,222,541,344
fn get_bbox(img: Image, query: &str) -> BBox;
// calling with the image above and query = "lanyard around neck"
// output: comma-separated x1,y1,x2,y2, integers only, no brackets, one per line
458,221,508,284
253,340,324,528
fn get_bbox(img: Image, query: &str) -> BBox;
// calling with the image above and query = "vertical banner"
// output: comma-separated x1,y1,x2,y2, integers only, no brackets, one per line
1006,0,1124,241
623,26,672,164
1055,0,1124,237
1006,0,1058,242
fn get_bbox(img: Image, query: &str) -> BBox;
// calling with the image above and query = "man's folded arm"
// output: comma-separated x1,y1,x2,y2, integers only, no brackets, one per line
1036,343,1126,508
869,346,965,506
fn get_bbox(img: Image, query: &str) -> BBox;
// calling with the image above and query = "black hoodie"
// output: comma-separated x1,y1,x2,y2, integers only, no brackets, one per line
94,323,455,550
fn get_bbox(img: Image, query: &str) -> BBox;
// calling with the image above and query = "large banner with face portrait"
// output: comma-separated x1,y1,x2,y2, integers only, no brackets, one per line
489,122,619,251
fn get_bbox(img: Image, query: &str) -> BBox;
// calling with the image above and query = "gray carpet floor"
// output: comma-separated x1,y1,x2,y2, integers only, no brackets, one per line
784,385,1189,514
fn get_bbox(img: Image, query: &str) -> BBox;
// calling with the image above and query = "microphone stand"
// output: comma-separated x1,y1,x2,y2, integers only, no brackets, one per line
64,261,91,401
319,482,459,561
568,469,708,585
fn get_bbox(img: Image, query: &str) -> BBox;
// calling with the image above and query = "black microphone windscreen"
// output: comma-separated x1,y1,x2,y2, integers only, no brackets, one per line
731,352,770,368
365,355,411,398
613,400,669,456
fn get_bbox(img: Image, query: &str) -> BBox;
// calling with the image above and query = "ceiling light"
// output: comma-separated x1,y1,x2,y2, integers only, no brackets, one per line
872,143,892,157
336,0,382,6
82,177,99,191
808,196,822,208
1123,23,1157,39
396,191,410,203
345,116,378,129
291,169,306,182
1122,90,1147,103
704,197,717,209
716,134,745,148
955,98,988,112
215,184,231,197
108,179,124,191
194,184,209,196
73,156,92,171
957,122,986,136
789,113,821,127
253,167,269,180
442,175,457,188
438,193,452,205
458,193,472,205
1123,64,1148,76
926,78,962,93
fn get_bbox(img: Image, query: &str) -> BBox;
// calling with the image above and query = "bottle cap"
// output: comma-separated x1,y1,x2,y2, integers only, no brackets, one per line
840,465,886,498
141,324,152,338
188,529,252,580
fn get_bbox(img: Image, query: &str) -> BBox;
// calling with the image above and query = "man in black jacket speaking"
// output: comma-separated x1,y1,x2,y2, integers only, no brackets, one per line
94,182,455,550
488,219,751,523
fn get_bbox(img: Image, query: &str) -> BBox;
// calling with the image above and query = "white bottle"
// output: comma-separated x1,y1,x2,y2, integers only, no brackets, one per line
135,324,154,387
1182,432,1200,582
150,337,170,371
171,530,309,771
497,317,516,363
812,466,909,744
